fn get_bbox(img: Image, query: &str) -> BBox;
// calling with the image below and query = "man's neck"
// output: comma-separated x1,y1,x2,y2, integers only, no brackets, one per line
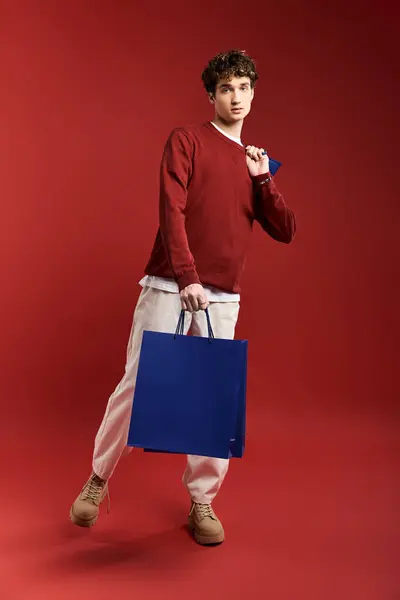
212,115,243,140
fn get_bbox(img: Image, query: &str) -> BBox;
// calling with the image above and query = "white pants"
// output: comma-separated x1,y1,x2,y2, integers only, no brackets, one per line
92,286,240,504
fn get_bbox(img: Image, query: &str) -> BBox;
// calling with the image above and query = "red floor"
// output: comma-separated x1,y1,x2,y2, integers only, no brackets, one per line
1,400,398,600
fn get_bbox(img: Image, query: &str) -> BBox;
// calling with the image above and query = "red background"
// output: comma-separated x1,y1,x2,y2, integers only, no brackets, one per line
0,2,398,599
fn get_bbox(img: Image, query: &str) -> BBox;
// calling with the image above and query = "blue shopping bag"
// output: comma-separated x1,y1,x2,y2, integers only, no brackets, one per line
127,309,247,459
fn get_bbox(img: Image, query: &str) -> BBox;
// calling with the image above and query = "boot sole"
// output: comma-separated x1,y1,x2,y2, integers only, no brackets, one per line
69,507,98,528
190,525,225,546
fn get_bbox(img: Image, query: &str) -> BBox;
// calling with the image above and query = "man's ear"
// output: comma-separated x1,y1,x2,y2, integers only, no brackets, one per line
208,93,215,104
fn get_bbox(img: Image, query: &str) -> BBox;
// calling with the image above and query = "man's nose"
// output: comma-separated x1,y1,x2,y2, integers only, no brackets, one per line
231,91,241,105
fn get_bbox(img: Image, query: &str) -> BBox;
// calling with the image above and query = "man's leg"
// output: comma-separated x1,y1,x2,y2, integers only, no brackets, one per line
70,286,189,527
183,301,240,545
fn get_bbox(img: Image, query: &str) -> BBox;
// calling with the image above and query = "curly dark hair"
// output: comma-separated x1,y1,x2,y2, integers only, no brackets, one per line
201,49,259,96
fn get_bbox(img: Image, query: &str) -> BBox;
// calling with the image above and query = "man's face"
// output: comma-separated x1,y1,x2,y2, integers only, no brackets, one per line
211,76,254,123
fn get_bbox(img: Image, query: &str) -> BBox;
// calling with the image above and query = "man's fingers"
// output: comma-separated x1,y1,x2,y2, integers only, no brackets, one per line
182,294,194,312
190,295,199,312
246,146,257,159
255,149,265,161
201,294,210,308
180,284,209,313
187,295,208,312
246,145,255,159
246,145,267,162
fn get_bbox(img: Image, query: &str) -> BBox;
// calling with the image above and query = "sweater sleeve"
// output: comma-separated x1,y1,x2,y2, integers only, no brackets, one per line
159,128,201,291
252,173,296,243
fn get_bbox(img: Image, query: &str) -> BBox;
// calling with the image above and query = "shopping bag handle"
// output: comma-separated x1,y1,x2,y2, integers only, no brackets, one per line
174,309,215,341
205,309,215,340
174,310,185,337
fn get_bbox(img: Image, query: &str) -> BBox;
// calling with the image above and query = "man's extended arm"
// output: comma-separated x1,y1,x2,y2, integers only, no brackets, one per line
159,128,201,290
158,128,209,312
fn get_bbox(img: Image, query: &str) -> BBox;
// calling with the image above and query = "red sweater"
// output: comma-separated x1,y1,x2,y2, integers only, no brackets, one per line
145,122,296,293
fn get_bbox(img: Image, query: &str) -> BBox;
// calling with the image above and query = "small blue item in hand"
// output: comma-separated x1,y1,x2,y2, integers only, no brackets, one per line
262,151,282,176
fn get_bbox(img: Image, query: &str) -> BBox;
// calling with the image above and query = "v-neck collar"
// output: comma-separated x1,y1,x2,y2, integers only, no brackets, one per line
204,121,246,154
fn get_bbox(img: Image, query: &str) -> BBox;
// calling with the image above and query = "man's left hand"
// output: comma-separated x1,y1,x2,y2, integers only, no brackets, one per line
245,146,270,177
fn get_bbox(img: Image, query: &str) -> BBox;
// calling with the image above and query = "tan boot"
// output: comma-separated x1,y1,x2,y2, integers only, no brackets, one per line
70,472,109,528
188,502,225,545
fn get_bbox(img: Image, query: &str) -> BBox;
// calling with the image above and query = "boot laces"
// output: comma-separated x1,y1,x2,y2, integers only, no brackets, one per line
81,474,107,508
194,503,214,520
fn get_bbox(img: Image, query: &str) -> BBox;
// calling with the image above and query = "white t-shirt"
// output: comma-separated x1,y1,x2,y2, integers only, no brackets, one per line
139,122,243,302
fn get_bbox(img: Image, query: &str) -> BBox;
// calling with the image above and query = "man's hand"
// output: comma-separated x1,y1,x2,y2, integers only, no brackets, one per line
180,283,209,312
245,146,270,177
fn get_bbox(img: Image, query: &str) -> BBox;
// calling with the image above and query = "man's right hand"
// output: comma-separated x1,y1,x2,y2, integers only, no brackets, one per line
180,283,209,312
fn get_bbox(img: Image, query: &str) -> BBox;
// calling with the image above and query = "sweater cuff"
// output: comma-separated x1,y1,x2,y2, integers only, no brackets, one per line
252,172,272,185
177,270,201,291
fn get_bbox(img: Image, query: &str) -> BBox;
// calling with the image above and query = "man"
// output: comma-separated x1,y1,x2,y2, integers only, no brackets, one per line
70,49,296,545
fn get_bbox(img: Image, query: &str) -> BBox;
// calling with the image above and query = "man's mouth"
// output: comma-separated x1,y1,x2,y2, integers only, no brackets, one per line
231,108,243,113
